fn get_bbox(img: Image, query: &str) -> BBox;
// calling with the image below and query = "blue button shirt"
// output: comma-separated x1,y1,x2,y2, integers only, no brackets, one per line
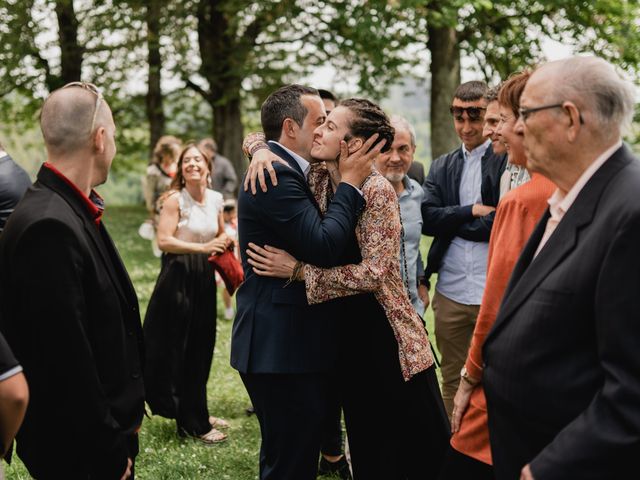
398,176,425,314
436,141,490,305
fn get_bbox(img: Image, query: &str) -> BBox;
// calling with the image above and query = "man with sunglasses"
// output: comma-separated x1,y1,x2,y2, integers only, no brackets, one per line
0,83,143,479
421,80,506,419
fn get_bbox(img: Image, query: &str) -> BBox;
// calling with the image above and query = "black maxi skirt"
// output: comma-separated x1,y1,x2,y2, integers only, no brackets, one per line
143,253,217,436
339,293,451,480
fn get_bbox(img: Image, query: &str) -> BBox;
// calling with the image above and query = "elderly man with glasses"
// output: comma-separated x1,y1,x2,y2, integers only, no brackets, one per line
421,80,507,419
483,56,640,480
0,82,144,479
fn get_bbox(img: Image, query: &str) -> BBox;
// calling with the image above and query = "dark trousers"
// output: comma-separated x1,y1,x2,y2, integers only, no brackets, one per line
241,372,330,480
341,294,450,480
437,445,494,480
320,378,344,457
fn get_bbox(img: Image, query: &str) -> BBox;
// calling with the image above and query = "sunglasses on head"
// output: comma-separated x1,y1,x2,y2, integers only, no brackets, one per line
449,106,486,121
62,81,104,132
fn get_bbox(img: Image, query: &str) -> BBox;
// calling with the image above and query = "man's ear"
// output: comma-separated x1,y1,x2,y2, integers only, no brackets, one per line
347,137,364,154
282,118,297,140
93,127,106,154
563,101,582,143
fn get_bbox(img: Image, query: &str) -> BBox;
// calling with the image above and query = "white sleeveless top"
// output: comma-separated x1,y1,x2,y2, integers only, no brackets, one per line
174,188,223,243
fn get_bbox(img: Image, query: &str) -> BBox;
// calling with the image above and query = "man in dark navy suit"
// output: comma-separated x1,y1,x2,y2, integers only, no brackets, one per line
231,84,382,480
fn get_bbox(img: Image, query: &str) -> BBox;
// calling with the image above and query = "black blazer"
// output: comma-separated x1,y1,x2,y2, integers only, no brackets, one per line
421,143,506,280
0,166,144,479
483,144,640,480
231,143,365,374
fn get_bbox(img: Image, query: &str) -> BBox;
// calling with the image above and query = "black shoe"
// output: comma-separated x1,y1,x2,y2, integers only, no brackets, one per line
245,405,255,416
318,456,352,480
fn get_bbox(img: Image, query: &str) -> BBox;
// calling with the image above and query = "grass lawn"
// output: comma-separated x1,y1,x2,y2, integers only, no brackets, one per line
5,205,438,479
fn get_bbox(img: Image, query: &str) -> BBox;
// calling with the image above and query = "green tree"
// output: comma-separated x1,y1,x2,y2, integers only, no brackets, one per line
416,0,640,158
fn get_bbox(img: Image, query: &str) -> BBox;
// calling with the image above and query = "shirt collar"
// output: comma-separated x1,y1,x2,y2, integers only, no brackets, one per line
548,139,622,219
462,139,491,161
269,140,311,179
43,162,105,226
398,175,414,198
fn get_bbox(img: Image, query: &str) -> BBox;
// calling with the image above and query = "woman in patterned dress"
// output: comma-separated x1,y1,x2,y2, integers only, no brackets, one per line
246,99,450,479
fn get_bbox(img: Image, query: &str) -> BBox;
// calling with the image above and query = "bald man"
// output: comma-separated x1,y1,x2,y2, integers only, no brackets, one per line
0,83,144,479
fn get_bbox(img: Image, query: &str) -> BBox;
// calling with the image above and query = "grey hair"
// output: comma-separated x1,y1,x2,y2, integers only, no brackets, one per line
390,114,416,148
484,84,502,104
544,56,636,135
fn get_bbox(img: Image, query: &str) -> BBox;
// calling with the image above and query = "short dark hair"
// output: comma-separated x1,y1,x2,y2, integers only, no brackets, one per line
484,85,501,104
317,89,337,103
453,81,489,102
261,84,319,142
340,98,394,154
498,71,532,118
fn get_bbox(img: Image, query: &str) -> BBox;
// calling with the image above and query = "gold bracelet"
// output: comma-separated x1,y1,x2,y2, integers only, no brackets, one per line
294,261,305,281
284,261,303,287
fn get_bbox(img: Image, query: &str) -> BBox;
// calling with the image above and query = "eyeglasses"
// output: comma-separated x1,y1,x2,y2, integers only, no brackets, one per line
62,81,104,132
449,106,486,121
518,103,584,124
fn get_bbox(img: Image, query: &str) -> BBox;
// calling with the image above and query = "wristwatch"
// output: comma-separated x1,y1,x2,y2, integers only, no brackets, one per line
460,366,480,386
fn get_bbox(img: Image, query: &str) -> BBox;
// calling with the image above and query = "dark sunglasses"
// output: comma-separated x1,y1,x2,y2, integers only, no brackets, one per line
449,106,486,121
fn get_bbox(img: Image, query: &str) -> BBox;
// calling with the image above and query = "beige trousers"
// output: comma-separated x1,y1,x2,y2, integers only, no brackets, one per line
431,290,480,418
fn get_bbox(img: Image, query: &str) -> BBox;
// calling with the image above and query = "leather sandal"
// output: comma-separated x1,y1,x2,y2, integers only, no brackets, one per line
208,416,230,429
196,427,228,444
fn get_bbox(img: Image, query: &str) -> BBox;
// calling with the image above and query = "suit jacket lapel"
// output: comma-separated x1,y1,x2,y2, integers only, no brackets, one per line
489,145,633,337
268,142,323,216
37,167,133,307
449,147,464,205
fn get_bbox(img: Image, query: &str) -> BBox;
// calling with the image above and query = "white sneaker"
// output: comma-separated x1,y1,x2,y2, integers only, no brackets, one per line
224,307,234,320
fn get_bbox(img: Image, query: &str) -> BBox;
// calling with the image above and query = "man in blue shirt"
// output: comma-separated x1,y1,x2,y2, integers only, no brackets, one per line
421,81,507,418
375,115,428,315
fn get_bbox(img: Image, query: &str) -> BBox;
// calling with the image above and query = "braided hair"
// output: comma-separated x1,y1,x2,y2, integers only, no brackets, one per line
339,98,394,154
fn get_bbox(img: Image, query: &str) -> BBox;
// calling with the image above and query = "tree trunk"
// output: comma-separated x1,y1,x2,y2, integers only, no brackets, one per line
213,95,245,175
196,0,246,177
146,0,165,161
55,0,83,85
427,25,460,160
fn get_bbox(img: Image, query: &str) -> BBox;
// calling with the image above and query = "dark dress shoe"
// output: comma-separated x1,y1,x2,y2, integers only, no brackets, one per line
318,455,352,480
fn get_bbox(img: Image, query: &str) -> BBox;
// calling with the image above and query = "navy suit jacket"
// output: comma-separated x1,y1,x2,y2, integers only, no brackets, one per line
483,144,640,480
231,143,365,374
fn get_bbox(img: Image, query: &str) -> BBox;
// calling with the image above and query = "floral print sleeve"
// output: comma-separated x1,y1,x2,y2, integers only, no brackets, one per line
304,173,401,302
